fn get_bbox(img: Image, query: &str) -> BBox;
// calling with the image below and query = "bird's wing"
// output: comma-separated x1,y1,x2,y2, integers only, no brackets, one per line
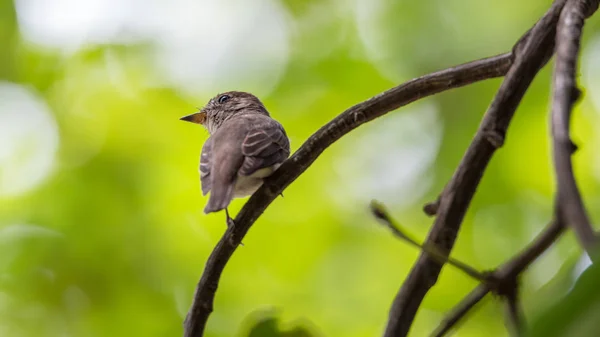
239,120,290,176
199,137,213,195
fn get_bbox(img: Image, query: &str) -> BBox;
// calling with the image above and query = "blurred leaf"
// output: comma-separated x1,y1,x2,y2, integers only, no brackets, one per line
0,224,62,271
1,1,600,336
245,311,318,337
247,317,281,337
527,261,600,337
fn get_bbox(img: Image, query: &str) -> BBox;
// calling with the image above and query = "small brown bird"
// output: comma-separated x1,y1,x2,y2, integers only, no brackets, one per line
180,91,290,226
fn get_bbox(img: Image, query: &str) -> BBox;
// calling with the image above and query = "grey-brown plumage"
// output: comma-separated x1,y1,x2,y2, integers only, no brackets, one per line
181,91,290,219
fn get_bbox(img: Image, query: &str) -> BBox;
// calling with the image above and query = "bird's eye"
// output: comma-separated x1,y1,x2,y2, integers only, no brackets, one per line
217,95,231,104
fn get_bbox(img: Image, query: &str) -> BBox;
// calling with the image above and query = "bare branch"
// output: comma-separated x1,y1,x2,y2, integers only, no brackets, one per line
371,201,487,282
183,51,513,337
384,2,567,336
374,200,527,336
431,219,565,336
551,0,599,258
503,283,525,337
431,287,489,337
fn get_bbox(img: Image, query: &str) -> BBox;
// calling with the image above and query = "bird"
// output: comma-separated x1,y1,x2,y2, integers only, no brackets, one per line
180,91,290,227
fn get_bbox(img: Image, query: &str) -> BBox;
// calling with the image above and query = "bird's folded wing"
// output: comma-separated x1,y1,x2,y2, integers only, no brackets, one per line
239,122,290,176
199,137,213,195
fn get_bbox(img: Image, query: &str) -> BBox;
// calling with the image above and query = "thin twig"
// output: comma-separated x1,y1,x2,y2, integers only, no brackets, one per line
371,201,487,282
431,219,565,336
384,2,566,336
551,0,599,258
183,53,513,336
374,201,527,336
431,287,489,337
503,283,525,337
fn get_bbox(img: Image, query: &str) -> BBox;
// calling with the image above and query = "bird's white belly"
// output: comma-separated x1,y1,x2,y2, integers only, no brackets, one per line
233,165,278,197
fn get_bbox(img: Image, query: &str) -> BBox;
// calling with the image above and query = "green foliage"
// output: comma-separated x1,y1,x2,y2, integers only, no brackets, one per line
244,311,318,337
528,262,600,337
1,0,600,336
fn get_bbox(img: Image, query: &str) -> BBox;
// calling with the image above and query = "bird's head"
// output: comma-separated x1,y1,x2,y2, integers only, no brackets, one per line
180,91,269,134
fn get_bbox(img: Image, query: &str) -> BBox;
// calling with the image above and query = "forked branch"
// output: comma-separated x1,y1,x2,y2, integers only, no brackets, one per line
183,51,513,337
385,2,566,336
432,218,565,336
184,0,599,336
551,0,599,258
372,201,559,337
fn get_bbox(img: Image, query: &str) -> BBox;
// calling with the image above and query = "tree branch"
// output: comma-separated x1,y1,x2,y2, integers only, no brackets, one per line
551,0,599,258
431,218,565,336
384,2,566,336
371,201,487,282
503,281,525,337
431,287,488,337
182,53,514,336
375,201,557,337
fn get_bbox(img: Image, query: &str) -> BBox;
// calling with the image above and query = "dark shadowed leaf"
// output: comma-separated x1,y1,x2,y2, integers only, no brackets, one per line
527,260,600,337
244,310,318,337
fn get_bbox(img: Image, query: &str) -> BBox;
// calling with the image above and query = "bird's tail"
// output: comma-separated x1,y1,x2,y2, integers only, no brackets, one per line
204,180,235,214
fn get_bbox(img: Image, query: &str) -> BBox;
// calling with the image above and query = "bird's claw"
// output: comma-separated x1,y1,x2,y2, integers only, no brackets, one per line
226,217,235,229
225,208,244,246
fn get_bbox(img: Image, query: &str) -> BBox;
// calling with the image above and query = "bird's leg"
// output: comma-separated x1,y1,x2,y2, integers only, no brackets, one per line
225,208,244,246
225,208,235,229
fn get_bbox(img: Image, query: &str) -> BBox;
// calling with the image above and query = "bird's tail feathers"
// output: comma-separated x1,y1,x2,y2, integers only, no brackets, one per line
204,182,234,214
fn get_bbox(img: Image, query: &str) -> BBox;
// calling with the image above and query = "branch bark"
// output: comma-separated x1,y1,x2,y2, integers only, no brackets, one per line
551,0,599,258
183,0,600,335
182,54,513,336
503,283,525,337
384,2,567,336
374,202,553,337
371,201,487,282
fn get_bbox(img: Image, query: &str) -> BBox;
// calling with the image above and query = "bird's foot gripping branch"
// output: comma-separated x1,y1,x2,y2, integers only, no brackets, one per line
182,1,599,336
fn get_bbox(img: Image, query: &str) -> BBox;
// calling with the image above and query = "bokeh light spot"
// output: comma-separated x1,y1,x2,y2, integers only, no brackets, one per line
0,82,59,197
331,102,442,209
16,0,291,95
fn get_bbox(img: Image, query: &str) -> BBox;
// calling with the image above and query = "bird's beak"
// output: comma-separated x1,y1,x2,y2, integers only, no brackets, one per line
180,111,206,124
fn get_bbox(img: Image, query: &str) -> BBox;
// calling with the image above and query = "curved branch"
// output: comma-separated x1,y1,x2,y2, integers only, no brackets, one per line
384,2,568,336
551,0,599,258
182,53,513,336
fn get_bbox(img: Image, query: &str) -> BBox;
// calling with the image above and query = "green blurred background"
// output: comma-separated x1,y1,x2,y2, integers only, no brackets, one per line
1,0,600,336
